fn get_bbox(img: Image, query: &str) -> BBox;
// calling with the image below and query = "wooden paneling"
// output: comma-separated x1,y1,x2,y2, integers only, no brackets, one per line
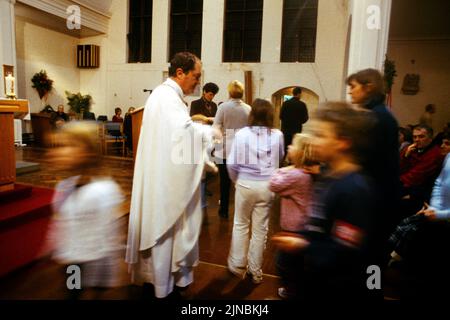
130,107,144,161
244,70,253,105
30,113,53,147
0,113,15,189
0,99,29,190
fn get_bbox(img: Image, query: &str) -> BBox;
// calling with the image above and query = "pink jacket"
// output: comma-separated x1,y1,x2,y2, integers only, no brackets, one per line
270,167,312,232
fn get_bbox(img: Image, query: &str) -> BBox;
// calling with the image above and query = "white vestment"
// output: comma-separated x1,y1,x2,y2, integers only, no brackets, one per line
125,78,212,298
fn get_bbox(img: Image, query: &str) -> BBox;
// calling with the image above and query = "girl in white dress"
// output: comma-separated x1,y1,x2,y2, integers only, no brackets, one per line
49,122,124,298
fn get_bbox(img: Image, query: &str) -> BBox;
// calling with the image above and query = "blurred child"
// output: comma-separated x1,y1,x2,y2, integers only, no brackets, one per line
269,133,315,299
49,122,124,299
272,102,376,300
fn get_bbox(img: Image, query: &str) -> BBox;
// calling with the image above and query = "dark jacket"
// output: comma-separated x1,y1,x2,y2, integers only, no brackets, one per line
190,98,217,118
83,111,96,120
362,100,401,261
280,97,308,134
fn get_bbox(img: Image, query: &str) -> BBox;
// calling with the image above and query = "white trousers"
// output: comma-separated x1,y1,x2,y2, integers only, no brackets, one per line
228,179,274,274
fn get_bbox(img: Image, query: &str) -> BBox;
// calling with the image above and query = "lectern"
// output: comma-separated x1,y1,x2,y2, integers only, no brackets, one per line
130,107,144,161
0,99,28,192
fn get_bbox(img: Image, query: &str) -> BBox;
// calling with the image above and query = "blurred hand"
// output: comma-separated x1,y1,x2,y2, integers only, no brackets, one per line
422,209,437,220
303,164,321,175
405,143,417,157
271,232,310,253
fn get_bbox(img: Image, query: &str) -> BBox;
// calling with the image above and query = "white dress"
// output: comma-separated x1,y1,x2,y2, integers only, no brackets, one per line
51,176,124,287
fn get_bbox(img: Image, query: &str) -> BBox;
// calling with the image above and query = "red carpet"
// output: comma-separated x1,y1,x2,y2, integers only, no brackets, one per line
0,185,54,277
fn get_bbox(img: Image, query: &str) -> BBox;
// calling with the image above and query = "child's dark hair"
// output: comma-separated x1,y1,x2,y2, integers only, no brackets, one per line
313,102,375,163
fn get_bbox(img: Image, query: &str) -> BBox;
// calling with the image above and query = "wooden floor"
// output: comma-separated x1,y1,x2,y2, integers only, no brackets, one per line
0,146,283,300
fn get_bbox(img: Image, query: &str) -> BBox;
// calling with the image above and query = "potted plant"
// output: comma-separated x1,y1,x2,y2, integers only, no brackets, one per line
65,91,93,118
31,70,54,100
384,55,397,108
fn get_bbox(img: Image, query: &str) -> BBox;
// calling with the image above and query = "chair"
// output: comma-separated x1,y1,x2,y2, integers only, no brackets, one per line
97,115,108,122
99,122,126,156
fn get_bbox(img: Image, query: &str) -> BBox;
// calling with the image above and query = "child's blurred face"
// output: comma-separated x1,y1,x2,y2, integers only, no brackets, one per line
287,143,302,164
310,120,342,163
48,135,90,170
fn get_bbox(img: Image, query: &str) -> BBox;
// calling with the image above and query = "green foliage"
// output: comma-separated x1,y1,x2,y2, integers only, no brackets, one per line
384,55,397,93
65,91,92,114
31,70,53,99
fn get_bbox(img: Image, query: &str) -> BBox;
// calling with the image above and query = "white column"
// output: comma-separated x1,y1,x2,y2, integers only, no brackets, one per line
347,0,392,75
260,0,283,63
0,0,17,97
201,0,225,66
152,0,170,65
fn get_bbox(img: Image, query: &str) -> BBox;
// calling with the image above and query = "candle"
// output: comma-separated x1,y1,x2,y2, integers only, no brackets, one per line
5,73,14,96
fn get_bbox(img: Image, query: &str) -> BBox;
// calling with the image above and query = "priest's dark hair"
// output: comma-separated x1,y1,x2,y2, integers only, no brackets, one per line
169,52,200,77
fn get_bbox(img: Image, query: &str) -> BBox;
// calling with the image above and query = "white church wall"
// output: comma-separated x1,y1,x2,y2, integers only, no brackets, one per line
388,39,450,134
80,0,350,119
15,17,80,113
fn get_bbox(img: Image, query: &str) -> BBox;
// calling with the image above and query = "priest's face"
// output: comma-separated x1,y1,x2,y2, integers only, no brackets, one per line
177,61,202,95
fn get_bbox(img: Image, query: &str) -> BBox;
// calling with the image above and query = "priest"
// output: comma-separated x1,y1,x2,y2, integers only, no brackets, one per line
126,52,215,298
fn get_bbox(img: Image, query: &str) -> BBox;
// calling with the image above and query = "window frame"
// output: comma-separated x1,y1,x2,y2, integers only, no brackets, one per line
280,0,318,63
222,0,264,63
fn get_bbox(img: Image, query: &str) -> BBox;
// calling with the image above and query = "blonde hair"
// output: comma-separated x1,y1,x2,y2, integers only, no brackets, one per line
227,80,244,99
59,121,101,168
291,133,316,168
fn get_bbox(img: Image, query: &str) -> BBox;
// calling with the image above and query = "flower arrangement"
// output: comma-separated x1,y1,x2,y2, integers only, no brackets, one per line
384,56,397,108
31,70,54,99
65,91,93,114
384,55,397,94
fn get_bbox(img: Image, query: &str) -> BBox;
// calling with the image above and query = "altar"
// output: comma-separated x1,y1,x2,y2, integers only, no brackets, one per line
0,99,53,277
0,99,28,191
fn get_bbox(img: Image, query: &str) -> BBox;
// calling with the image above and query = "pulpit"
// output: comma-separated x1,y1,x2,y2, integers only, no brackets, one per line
0,99,28,192
30,112,53,146
130,107,144,161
